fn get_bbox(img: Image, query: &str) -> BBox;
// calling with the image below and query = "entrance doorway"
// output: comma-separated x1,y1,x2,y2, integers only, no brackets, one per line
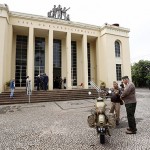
15,35,27,87
53,39,61,89
34,37,45,86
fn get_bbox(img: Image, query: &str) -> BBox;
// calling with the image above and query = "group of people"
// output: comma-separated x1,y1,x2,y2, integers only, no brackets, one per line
35,74,66,90
53,76,66,89
109,76,137,134
35,73,49,91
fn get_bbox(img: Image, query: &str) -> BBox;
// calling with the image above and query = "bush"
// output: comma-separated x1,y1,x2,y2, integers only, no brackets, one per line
5,81,10,87
100,81,106,89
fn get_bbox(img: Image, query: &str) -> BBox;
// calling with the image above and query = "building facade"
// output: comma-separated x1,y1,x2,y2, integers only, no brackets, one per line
0,4,131,92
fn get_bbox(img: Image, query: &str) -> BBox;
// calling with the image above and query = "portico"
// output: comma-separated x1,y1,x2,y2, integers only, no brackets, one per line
0,4,131,92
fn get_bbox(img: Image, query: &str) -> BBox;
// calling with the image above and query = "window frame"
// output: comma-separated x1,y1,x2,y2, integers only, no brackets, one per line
115,41,121,57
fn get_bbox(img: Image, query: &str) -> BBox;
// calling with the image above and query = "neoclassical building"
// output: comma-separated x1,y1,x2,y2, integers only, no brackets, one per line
0,4,131,92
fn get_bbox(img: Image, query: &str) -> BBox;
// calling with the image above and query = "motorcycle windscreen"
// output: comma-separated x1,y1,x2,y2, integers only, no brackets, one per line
96,102,106,113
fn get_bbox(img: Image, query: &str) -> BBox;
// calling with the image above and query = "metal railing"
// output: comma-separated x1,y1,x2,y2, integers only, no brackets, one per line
89,81,101,97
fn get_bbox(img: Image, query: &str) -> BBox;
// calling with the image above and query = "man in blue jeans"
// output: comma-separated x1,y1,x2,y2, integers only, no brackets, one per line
121,76,137,134
10,78,15,98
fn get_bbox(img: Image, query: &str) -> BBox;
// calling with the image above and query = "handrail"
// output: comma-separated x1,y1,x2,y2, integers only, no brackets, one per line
89,81,101,97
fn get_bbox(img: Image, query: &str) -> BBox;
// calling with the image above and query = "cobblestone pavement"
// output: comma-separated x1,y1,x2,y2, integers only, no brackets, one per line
0,88,150,150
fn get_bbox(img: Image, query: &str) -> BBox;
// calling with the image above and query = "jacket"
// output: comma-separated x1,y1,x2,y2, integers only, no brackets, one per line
110,88,122,103
121,82,136,104
10,80,15,89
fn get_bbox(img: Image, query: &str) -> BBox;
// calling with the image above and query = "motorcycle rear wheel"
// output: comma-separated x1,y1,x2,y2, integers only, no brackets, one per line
100,134,105,144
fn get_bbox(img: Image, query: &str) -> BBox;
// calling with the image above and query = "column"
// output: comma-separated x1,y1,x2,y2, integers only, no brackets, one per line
0,22,5,92
66,32,72,89
82,34,88,89
27,27,34,90
48,29,53,90
96,37,101,86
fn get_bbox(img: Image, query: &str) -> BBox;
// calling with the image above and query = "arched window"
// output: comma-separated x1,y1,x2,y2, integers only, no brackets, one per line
115,41,120,57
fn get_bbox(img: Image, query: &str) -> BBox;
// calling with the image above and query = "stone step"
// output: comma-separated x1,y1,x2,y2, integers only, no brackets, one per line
0,89,98,105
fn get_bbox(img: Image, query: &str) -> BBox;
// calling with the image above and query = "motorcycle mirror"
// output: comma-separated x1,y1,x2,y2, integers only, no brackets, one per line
88,91,92,95
108,89,112,94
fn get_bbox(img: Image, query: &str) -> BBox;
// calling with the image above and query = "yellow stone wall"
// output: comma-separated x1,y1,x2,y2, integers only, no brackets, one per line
0,4,131,92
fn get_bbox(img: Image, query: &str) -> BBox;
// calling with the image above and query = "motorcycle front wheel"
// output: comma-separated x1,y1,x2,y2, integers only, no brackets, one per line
100,134,105,144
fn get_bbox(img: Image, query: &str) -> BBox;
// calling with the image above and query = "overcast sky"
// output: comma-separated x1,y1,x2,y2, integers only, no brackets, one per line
1,0,150,63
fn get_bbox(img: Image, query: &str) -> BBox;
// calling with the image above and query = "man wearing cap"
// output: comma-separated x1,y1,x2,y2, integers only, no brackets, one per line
120,76,137,134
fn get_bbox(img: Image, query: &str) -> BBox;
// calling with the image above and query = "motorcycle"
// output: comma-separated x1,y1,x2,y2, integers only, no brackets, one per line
87,81,116,144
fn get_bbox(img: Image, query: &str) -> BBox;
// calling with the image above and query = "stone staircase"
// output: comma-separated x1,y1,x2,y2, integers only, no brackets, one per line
0,89,98,105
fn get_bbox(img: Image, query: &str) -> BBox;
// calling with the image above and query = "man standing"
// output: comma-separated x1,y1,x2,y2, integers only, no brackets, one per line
121,76,137,134
36,75,41,91
63,77,66,89
10,78,15,99
26,76,29,91
43,73,49,91
109,81,122,125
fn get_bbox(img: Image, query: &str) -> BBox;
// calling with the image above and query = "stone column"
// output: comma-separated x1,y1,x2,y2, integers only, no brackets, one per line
48,29,53,90
27,27,34,90
82,34,88,89
66,32,72,89
0,21,5,92
8,26,13,81
96,37,101,86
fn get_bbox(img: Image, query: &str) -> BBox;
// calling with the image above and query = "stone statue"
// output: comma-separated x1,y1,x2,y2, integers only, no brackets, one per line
47,5,70,21
52,5,57,18
66,14,70,21
48,10,52,17
57,5,62,19
62,7,70,20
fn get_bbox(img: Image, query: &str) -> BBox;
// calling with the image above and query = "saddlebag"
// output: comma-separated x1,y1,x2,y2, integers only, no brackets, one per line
87,114,96,128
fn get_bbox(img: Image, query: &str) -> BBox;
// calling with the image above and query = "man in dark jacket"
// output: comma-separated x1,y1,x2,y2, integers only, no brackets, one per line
43,73,49,91
36,75,41,91
121,76,137,134
110,81,122,125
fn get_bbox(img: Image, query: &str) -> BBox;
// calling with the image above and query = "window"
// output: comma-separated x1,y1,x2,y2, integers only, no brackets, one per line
53,39,61,86
71,41,77,86
34,37,45,86
87,43,91,85
115,41,120,57
15,35,28,87
53,39,61,68
116,64,122,81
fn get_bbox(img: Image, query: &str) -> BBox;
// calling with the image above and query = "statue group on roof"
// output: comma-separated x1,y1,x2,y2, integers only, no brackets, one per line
48,5,70,21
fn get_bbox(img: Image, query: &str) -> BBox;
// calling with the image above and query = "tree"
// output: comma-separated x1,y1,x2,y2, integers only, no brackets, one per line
131,60,150,88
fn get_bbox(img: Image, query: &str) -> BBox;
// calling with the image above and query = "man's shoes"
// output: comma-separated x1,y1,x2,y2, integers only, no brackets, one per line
126,130,136,134
116,120,120,126
127,127,137,132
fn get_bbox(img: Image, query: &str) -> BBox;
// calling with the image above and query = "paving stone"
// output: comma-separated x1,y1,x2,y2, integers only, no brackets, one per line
0,88,150,149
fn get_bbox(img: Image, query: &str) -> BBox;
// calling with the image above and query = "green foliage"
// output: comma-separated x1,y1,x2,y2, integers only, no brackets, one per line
131,60,150,87
5,81,10,87
100,81,106,89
